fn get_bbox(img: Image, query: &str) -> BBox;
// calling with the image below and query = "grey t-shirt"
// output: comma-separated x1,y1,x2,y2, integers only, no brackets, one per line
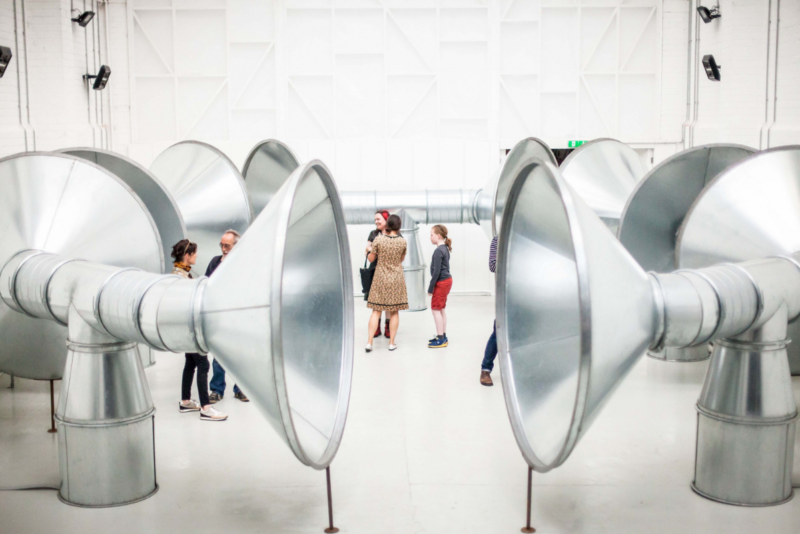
428,244,452,293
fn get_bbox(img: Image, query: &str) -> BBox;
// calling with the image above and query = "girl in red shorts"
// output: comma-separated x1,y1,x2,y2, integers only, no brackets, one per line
428,225,453,348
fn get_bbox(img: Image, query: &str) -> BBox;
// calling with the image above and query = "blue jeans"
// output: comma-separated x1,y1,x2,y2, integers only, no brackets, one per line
481,321,497,372
210,359,241,396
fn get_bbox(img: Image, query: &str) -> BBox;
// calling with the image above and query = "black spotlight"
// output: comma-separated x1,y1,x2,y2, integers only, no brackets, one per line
71,11,95,27
697,5,721,23
84,65,111,90
702,55,721,82
0,46,12,79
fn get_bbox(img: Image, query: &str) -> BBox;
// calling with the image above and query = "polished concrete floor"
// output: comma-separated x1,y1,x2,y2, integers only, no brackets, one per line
2,295,800,533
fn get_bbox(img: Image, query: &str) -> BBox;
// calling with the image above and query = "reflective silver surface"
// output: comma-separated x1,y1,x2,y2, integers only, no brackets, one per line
150,141,253,277
0,153,163,380
619,144,755,273
341,189,479,226
59,147,187,273
202,160,354,469
399,211,427,312
560,138,647,232
483,137,556,237
496,158,657,472
618,144,755,362
242,139,301,217
677,146,800,373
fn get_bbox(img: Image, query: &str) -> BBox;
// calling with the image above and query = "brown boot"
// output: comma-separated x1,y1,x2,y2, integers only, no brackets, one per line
480,371,493,386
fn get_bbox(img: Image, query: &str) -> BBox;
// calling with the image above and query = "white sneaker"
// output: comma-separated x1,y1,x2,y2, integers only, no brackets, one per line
179,399,201,413
389,344,397,351
200,405,228,421
365,344,373,353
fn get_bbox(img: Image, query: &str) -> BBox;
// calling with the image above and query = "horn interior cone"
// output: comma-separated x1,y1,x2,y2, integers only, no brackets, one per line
496,157,657,472
201,160,354,469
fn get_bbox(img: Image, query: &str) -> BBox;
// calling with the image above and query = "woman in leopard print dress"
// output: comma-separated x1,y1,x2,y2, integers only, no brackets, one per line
366,214,408,352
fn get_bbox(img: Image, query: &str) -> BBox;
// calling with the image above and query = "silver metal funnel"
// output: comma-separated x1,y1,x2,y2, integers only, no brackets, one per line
242,139,301,217
398,211,428,312
495,157,658,472
559,138,647,233
202,160,354,469
618,144,755,362
150,141,253,278
677,146,800,374
0,153,164,381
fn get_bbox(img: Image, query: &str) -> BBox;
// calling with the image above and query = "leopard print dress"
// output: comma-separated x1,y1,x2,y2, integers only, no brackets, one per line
367,234,409,312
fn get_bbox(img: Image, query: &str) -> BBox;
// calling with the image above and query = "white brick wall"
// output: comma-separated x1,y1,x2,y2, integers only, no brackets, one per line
0,0,109,157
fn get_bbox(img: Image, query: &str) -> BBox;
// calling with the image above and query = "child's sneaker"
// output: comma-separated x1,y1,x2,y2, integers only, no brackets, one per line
428,337,448,348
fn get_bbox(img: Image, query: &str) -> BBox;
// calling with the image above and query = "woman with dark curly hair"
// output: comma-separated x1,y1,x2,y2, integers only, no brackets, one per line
172,239,228,422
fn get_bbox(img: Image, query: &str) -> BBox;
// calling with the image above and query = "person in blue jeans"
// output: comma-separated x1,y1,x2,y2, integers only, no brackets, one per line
480,235,499,386
207,230,249,404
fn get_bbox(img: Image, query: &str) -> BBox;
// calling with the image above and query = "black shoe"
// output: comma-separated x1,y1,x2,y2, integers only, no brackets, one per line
234,391,250,402
209,392,222,404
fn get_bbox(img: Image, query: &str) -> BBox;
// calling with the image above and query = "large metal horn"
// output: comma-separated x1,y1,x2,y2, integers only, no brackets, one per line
559,138,647,233
497,155,800,506
617,143,756,362
0,158,353,506
242,139,301,217
0,152,164,381
149,140,253,278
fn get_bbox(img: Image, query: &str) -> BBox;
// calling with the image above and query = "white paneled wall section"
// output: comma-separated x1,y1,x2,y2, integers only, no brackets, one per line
124,0,668,293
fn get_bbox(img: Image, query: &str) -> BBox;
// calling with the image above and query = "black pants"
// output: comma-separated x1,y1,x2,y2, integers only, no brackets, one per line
182,353,210,407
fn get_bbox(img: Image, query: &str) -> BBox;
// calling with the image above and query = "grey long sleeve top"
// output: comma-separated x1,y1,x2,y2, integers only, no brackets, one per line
428,245,452,293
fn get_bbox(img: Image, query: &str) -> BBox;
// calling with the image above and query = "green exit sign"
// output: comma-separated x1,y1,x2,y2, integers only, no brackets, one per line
567,140,586,148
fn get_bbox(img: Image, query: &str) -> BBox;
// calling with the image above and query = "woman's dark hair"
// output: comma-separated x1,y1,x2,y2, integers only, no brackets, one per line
387,214,402,232
171,239,197,262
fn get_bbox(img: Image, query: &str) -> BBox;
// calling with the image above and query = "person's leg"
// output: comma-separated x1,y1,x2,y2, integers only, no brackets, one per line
441,308,447,338
195,354,211,408
383,312,390,338
389,310,399,345
234,383,241,395
432,309,444,336
210,359,226,396
481,322,497,372
367,310,381,344
181,354,196,401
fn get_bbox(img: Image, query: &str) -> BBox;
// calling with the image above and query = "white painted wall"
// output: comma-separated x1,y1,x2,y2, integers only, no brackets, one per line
1,0,798,293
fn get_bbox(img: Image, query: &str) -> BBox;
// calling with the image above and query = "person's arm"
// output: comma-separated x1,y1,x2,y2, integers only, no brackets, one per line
428,248,442,295
367,238,378,264
489,236,498,273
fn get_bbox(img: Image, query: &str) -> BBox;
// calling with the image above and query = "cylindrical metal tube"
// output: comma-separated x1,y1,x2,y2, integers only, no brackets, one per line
340,189,480,225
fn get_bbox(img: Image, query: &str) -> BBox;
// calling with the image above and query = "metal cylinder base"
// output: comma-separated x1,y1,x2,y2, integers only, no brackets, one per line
56,338,158,507
647,344,710,362
692,339,797,506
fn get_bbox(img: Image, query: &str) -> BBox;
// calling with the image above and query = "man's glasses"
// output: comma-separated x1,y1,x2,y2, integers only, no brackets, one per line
220,243,233,250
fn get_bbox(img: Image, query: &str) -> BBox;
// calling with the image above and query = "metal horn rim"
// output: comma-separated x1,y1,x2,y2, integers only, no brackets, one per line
269,159,355,470
491,137,557,237
617,143,756,240
242,138,301,179
557,137,621,170
496,156,593,472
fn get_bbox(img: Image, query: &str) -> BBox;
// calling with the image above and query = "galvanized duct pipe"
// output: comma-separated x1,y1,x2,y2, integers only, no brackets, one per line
341,189,483,226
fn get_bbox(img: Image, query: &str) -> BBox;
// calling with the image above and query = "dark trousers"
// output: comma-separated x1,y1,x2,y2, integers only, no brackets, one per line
210,359,241,396
182,353,210,407
481,321,497,372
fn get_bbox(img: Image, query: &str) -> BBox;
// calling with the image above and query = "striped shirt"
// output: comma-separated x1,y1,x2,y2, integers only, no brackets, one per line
489,235,498,273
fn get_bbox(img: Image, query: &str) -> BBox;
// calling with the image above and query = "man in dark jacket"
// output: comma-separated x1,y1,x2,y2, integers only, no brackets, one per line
208,230,249,403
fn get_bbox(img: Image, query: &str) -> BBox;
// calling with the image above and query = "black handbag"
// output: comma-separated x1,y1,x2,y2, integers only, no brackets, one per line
360,258,374,299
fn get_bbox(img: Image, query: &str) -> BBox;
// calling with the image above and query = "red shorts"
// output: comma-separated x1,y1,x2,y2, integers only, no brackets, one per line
431,277,453,310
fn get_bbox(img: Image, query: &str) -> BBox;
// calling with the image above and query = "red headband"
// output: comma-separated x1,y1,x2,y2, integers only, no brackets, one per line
379,210,389,221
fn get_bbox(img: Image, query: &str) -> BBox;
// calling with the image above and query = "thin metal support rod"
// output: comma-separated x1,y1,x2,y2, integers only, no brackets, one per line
521,466,536,533
8,375,14,389
47,380,57,434
324,466,339,533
